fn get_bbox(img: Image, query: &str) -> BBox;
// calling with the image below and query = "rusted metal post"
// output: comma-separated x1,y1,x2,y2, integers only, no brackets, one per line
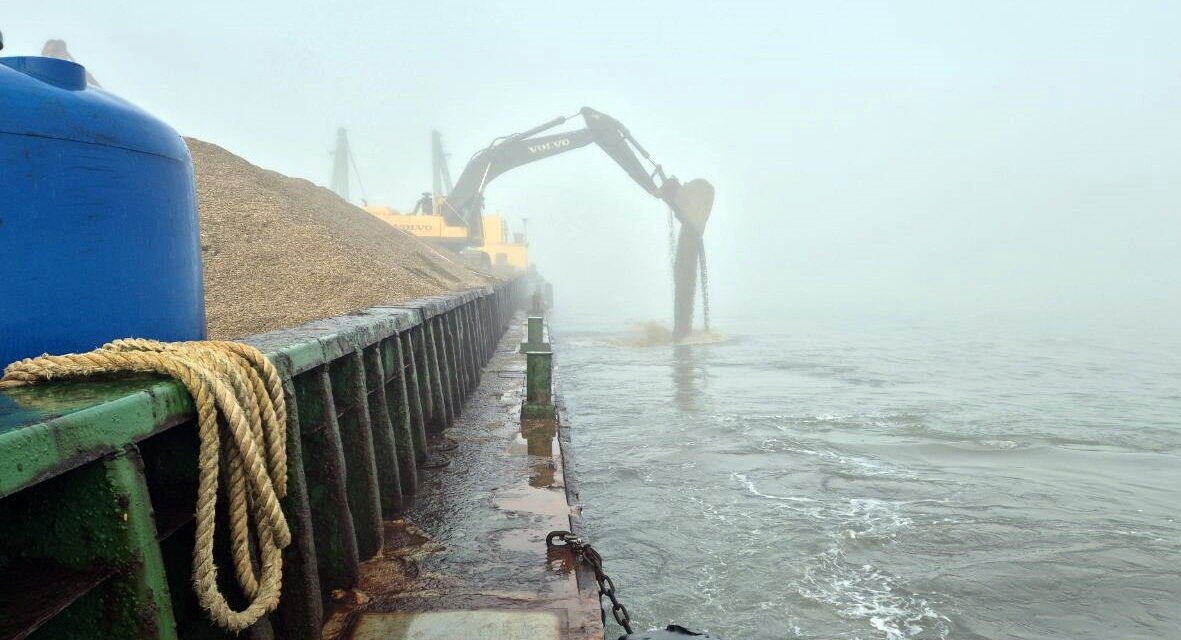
461,304,480,389
482,296,495,362
274,377,325,640
445,311,463,412
426,318,453,429
472,299,487,365
445,310,468,405
294,367,360,599
363,345,403,515
331,352,383,560
387,335,419,494
399,330,428,462
102,448,180,640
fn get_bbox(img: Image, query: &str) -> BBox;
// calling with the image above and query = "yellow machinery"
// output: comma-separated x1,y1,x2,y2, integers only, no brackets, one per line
338,130,528,273
363,206,529,272
479,213,529,270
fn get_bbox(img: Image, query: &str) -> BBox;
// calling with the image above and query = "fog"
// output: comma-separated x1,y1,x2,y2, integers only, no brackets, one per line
7,1,1180,334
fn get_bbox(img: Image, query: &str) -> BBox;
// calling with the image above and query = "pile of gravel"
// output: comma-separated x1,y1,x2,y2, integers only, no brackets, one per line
187,138,495,339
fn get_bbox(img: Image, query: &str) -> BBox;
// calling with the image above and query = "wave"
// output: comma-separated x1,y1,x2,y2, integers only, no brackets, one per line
734,472,948,638
798,548,950,640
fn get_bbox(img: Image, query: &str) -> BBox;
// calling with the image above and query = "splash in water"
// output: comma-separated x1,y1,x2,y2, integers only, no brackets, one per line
607,321,728,347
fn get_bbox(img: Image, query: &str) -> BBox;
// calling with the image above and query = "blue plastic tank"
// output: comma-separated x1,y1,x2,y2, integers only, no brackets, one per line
0,56,206,365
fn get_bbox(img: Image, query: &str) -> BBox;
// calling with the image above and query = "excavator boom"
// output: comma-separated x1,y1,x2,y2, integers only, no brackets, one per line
433,107,713,340
440,107,690,239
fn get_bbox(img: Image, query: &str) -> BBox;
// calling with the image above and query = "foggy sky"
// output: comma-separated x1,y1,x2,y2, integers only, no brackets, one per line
5,1,1179,332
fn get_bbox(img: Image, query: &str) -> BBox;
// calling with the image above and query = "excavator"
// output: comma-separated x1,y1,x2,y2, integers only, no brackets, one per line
368,107,715,339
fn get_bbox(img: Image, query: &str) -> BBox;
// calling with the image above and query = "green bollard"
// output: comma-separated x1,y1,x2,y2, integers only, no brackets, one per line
519,316,550,353
522,350,555,419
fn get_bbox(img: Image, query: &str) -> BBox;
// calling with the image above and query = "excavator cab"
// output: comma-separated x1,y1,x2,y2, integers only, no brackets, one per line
411,192,435,215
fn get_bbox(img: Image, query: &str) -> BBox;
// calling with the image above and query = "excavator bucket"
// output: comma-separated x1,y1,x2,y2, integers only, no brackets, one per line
672,178,714,237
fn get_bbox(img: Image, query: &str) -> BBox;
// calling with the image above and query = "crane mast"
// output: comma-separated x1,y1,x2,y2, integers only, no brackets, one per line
431,129,454,204
331,128,350,202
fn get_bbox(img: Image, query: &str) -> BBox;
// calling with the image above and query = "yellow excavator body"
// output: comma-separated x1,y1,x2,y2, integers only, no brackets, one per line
363,206,469,241
479,213,530,271
362,205,529,272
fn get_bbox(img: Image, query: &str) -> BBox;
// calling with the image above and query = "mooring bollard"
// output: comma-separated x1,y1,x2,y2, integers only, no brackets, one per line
519,316,550,353
531,289,545,315
522,350,555,419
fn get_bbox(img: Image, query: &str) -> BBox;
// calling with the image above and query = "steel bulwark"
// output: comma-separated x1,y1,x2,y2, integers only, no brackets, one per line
0,278,531,640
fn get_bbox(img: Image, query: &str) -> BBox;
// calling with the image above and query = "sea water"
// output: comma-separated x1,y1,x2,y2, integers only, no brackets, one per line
556,313,1181,639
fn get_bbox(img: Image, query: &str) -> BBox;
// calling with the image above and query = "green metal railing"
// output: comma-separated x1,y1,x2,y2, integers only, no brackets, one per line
0,278,529,640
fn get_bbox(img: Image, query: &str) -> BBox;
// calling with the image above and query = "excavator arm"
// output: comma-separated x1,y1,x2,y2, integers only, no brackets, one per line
440,107,684,239
435,106,713,340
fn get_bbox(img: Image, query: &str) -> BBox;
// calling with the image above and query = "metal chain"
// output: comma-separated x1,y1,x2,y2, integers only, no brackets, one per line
667,208,677,303
698,241,711,332
547,530,635,635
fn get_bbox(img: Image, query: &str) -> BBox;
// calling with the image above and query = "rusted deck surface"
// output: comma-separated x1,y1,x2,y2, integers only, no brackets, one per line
323,317,603,640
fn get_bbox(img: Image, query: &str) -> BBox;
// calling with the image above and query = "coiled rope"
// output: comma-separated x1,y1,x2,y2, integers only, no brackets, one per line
0,338,290,631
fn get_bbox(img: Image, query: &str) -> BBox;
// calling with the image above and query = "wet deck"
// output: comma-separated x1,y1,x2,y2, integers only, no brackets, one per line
322,317,603,640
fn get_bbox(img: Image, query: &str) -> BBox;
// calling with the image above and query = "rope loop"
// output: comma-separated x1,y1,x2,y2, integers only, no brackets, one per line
0,339,290,632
